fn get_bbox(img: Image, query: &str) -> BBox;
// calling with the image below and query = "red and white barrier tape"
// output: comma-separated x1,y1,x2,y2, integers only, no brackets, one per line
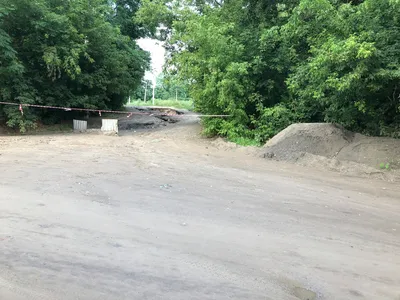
0,101,230,118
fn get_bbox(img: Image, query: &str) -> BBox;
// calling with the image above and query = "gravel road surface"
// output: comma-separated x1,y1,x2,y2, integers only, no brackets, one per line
0,121,399,300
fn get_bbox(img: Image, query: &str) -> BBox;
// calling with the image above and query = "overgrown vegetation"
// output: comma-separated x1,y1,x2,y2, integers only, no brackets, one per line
2,0,400,140
132,73,190,102
127,99,193,110
138,0,400,143
0,0,149,132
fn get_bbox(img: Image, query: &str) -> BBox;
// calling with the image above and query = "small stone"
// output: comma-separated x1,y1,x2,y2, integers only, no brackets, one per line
160,184,172,189
263,152,274,159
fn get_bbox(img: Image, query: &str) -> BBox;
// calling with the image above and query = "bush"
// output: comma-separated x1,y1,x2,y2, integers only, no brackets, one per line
155,0,400,144
0,0,149,132
252,104,300,143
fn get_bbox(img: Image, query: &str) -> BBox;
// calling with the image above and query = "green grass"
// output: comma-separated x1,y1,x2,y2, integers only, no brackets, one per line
228,136,261,146
30,123,73,134
0,122,74,135
379,162,391,170
127,99,194,110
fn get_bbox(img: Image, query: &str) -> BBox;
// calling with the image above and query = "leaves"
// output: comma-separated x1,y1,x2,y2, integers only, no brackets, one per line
152,0,400,142
0,0,150,131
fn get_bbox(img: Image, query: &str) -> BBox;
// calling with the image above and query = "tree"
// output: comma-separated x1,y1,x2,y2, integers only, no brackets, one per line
132,79,152,100
138,0,400,142
0,0,150,131
153,73,189,100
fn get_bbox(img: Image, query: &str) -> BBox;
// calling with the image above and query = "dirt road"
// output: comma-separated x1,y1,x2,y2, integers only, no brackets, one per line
0,120,399,300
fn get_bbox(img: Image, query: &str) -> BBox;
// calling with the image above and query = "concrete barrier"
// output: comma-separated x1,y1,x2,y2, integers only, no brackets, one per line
73,120,87,132
101,119,118,134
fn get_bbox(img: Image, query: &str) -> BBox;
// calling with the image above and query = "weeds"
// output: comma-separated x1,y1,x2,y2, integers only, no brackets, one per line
379,162,391,170
228,136,260,146
127,99,194,110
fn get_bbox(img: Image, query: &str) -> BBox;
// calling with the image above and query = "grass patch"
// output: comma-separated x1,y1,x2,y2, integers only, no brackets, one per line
29,122,73,134
0,121,73,135
379,162,391,170
229,136,261,146
127,99,194,110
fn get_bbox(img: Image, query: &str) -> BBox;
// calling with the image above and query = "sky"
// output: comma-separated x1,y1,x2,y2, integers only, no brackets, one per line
137,38,166,85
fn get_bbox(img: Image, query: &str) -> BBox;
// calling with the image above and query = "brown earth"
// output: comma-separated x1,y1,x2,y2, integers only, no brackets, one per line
0,117,399,299
262,123,400,181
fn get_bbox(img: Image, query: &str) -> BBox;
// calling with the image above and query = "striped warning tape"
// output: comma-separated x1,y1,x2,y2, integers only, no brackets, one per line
0,101,231,118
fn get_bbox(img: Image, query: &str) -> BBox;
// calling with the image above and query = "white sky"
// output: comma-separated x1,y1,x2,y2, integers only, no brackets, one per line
137,38,166,85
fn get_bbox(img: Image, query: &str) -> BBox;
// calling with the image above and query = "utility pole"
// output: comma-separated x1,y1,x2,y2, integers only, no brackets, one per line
152,84,155,106
144,81,147,102
152,73,156,106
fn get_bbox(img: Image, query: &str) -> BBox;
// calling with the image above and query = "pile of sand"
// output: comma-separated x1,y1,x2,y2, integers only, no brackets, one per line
262,123,354,160
262,123,400,180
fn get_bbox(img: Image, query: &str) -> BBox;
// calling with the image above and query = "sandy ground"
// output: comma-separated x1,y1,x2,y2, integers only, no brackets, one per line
0,119,399,300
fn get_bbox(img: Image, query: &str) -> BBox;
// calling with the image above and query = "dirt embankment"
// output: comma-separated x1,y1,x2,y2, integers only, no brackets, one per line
261,123,400,181
87,106,189,132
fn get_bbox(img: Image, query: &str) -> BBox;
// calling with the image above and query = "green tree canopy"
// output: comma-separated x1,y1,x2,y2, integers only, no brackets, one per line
139,0,400,142
0,0,150,131
153,73,189,100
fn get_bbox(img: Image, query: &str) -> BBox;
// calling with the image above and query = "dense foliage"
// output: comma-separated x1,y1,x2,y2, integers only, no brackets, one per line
154,74,189,100
132,74,189,101
139,0,400,143
0,0,149,131
132,79,153,101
